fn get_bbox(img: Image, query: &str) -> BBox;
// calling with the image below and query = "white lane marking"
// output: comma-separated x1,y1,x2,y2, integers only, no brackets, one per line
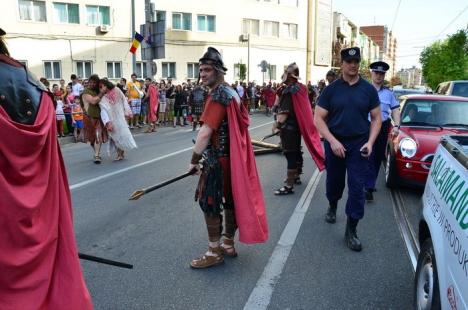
69,121,274,191
244,170,322,310
69,147,192,191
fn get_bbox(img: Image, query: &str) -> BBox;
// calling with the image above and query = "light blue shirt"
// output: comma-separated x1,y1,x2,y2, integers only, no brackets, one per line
377,86,400,121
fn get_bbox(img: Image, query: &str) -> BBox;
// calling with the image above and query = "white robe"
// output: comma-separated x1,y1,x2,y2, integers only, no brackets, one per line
99,88,137,156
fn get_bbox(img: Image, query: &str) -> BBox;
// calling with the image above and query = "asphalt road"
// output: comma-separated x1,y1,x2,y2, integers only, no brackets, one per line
61,114,418,309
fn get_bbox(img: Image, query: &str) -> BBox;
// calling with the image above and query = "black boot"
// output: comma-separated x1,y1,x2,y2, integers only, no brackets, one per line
345,217,362,251
365,189,374,202
325,202,337,223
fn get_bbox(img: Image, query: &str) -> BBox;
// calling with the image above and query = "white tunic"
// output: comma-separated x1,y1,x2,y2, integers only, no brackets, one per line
99,88,137,155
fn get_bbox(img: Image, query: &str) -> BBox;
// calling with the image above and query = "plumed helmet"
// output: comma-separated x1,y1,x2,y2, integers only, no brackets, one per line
282,62,300,82
199,47,227,73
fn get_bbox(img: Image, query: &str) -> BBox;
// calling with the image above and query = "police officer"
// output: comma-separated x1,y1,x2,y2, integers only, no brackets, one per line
314,47,382,251
364,61,401,201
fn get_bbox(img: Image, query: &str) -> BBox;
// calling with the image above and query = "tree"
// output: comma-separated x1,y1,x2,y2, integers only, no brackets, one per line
390,76,402,87
420,29,468,89
359,59,371,81
238,63,247,82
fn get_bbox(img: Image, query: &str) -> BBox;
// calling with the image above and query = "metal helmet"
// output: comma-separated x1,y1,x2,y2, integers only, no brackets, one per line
199,47,227,74
281,62,300,82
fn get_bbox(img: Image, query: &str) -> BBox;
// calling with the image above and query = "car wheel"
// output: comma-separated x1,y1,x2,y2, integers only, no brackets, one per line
414,238,441,310
385,149,398,188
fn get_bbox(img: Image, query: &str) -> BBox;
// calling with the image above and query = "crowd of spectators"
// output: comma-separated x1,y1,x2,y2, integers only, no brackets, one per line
38,69,337,142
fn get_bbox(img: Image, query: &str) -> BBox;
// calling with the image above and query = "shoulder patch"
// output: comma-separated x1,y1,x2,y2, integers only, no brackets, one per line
283,83,300,95
212,84,239,106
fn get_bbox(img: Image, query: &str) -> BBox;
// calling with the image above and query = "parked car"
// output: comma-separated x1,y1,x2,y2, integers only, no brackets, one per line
385,94,468,188
415,134,468,310
435,80,468,98
393,87,426,100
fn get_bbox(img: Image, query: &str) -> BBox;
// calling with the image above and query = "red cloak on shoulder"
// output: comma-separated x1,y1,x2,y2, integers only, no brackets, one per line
147,84,159,123
0,94,93,309
227,98,269,244
290,83,326,171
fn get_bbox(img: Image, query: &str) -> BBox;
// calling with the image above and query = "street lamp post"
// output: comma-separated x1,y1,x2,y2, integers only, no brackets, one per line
239,34,250,83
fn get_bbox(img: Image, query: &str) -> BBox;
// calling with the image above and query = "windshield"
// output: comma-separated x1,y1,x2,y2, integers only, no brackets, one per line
401,99,468,127
452,82,468,97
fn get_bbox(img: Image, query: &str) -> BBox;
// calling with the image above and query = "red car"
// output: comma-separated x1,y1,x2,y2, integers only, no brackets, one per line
385,94,468,187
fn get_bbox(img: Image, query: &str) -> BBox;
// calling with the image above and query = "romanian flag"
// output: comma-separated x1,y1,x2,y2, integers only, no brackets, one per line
129,32,144,54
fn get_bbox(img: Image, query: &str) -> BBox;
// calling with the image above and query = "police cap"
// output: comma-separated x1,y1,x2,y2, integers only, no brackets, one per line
341,47,361,62
369,61,390,73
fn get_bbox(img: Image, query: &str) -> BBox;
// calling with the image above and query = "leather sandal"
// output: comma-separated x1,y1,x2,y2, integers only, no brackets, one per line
274,186,294,195
283,177,302,185
93,155,101,164
221,238,238,257
190,246,224,269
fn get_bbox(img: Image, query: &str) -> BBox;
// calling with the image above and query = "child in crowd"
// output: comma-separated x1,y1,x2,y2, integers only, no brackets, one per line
71,96,84,142
53,84,66,137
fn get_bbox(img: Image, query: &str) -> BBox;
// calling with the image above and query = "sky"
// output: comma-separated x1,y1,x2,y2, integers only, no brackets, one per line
332,0,468,70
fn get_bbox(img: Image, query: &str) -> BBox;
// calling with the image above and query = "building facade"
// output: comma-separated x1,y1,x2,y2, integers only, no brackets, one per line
3,0,333,85
397,66,423,88
360,25,397,78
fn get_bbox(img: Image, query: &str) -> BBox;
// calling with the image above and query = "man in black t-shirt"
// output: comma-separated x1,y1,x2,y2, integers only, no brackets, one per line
314,47,382,251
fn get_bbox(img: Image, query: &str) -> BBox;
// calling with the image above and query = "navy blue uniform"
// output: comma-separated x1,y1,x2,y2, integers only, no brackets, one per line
318,77,379,219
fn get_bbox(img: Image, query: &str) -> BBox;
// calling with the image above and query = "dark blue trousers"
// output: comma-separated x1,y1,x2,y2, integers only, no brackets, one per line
325,135,368,220
365,120,391,190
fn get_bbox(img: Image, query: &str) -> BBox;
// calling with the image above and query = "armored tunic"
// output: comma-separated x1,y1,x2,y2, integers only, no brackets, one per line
278,83,302,153
196,84,236,215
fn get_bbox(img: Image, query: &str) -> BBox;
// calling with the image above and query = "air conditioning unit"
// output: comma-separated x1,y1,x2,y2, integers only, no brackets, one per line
99,25,110,33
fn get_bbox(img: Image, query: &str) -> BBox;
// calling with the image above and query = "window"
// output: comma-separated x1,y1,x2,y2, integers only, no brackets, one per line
156,10,166,22
233,64,240,81
44,61,61,79
76,61,92,78
86,5,110,25
53,3,79,24
172,12,191,30
136,62,148,79
19,0,46,22
283,23,297,39
106,62,121,79
267,65,276,80
263,21,279,37
187,63,199,79
197,15,215,32
242,19,259,36
162,62,176,78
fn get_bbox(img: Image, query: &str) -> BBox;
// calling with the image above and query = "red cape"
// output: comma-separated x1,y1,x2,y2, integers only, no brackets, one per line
227,98,269,244
0,94,93,309
147,84,159,122
291,84,326,171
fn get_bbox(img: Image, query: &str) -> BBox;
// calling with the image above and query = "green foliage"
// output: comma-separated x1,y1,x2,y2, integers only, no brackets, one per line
238,63,247,82
359,59,371,81
420,29,468,89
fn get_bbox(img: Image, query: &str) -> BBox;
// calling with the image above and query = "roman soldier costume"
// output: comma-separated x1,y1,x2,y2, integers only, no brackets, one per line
274,63,326,195
0,28,93,309
189,83,206,131
190,47,268,268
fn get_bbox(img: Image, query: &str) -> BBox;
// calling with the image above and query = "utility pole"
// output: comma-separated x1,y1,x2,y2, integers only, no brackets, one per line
144,0,154,78
247,34,250,83
131,0,136,74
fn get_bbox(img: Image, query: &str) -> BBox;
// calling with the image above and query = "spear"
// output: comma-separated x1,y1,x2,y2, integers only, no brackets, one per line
129,167,198,200
78,252,133,269
260,131,279,141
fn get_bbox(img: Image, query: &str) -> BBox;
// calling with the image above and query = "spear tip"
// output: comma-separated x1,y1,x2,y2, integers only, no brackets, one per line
129,190,145,201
